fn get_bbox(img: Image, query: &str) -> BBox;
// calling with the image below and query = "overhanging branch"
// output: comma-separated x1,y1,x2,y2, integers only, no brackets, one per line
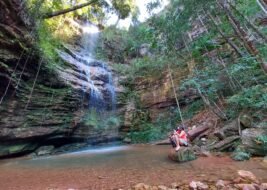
43,0,99,19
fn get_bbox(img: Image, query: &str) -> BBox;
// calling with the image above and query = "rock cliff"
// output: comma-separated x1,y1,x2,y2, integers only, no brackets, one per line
0,0,118,157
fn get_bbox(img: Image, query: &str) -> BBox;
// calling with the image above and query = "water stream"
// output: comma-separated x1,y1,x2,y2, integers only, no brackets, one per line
80,22,116,111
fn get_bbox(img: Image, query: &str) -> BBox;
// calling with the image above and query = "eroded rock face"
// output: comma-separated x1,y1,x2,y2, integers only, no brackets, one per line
57,46,116,110
132,68,198,121
0,0,119,157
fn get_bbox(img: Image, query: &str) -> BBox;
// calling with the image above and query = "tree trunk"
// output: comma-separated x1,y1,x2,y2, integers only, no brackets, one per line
207,11,244,57
43,0,99,19
219,2,267,73
229,3,267,43
196,87,227,120
220,2,258,56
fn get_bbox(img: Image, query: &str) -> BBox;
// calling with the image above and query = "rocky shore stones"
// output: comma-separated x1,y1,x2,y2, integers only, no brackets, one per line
130,170,264,190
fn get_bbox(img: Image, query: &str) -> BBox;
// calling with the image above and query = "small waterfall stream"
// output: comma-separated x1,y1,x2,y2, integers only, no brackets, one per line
56,21,119,146
80,22,116,111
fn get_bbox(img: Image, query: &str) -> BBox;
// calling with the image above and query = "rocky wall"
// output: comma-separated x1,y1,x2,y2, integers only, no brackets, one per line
0,0,119,158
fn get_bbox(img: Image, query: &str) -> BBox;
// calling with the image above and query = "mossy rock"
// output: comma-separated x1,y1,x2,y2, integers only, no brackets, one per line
0,143,38,157
168,147,197,163
242,128,267,156
240,114,253,128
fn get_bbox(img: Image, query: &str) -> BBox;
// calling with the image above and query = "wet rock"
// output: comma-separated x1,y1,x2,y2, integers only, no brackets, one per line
35,145,55,156
52,143,87,154
237,170,259,184
168,147,197,163
189,181,208,190
241,128,267,156
28,152,37,158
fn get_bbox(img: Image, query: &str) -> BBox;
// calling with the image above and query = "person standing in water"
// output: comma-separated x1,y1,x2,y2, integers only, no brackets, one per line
170,126,188,151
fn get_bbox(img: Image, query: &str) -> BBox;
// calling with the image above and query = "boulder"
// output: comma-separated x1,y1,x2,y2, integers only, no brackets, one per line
237,170,259,184
241,128,267,156
189,181,209,190
168,147,197,162
0,143,38,157
35,145,55,156
239,114,253,128
214,120,239,140
139,43,151,57
215,180,230,189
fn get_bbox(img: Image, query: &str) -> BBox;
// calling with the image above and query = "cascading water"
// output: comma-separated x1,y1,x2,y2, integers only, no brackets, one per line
106,72,117,110
80,22,116,111
57,21,118,145
81,22,99,59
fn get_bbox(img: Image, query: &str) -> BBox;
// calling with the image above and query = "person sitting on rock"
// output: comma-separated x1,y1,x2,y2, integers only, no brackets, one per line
170,126,188,151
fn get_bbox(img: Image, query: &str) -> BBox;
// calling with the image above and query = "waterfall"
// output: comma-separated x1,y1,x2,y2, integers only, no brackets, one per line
81,23,99,59
80,22,116,111
107,72,117,110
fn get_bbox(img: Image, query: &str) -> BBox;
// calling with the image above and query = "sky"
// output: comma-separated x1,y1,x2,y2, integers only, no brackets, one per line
107,0,170,28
